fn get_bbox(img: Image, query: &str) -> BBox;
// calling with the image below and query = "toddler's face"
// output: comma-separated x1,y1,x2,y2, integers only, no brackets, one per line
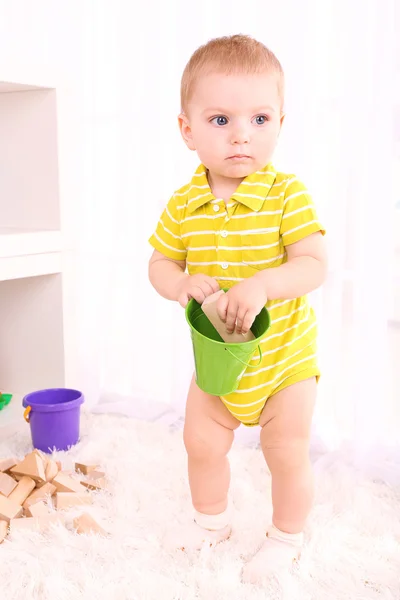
180,72,284,180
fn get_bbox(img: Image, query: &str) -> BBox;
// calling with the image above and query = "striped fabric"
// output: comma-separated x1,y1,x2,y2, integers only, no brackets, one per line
149,163,325,425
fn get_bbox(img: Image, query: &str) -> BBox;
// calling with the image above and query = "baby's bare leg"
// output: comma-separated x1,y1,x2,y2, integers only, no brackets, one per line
243,378,316,582
165,376,240,550
260,377,316,533
184,376,240,515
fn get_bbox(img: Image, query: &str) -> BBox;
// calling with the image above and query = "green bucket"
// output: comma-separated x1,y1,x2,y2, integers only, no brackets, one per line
185,298,271,396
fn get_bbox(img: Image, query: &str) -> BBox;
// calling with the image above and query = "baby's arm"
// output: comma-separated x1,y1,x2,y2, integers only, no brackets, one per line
254,232,327,300
148,250,220,307
149,250,187,301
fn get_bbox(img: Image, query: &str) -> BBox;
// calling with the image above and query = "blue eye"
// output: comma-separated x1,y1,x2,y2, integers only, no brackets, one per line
211,116,228,126
253,115,268,125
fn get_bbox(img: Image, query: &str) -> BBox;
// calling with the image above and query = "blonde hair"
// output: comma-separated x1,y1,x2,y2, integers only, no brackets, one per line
180,34,285,113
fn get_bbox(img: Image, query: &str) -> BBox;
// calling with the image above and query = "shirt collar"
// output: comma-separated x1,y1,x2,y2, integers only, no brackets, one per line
232,164,277,211
187,164,214,214
187,163,277,214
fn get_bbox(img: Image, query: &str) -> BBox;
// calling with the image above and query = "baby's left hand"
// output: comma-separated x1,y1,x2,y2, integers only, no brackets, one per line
216,275,268,335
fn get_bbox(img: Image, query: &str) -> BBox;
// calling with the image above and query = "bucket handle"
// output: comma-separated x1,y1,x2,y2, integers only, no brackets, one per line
225,344,262,368
23,406,31,423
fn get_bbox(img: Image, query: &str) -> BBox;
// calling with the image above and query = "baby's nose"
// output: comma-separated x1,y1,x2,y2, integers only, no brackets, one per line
231,127,250,144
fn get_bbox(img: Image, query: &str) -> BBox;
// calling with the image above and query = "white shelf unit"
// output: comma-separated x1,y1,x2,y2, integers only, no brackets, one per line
0,228,63,281
0,81,66,400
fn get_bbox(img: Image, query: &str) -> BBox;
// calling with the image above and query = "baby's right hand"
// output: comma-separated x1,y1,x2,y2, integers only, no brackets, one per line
176,274,220,308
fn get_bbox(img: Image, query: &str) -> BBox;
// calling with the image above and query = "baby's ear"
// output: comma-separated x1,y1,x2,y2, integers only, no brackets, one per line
178,113,196,151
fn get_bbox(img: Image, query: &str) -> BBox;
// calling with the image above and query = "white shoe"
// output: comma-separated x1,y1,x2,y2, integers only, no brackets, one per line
164,520,232,551
242,525,303,584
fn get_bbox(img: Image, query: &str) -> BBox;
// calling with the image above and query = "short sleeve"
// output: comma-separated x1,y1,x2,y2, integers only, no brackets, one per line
149,195,187,261
280,178,325,246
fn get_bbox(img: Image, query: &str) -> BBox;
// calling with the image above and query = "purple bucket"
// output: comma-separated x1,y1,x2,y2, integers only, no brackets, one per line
22,388,84,453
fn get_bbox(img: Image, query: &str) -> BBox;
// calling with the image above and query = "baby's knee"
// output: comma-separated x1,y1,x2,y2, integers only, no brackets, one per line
262,436,310,473
184,423,233,461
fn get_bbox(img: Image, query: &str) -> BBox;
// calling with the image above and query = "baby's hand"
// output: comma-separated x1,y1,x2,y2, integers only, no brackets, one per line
217,276,268,335
177,274,220,308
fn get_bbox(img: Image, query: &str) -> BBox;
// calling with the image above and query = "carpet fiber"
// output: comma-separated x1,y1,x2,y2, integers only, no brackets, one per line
0,413,399,600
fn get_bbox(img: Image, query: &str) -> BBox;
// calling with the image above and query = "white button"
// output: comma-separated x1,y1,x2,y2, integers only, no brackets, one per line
221,262,228,269
213,204,220,212
221,230,228,238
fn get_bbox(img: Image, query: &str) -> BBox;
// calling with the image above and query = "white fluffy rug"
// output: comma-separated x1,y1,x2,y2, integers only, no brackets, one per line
1,412,400,600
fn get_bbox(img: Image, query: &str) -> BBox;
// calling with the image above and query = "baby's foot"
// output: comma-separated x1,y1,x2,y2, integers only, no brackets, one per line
163,520,231,551
164,506,232,551
242,525,303,584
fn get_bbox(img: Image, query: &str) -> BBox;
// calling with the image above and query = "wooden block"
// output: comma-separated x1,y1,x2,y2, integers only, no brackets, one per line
201,290,255,343
55,492,93,510
86,471,105,481
0,458,17,472
0,494,23,522
75,462,99,475
73,513,107,536
60,470,74,477
0,472,18,497
10,472,37,483
10,514,63,532
10,517,41,532
35,451,58,471
8,476,36,506
25,501,50,518
52,473,86,494
23,482,57,509
81,477,108,491
0,520,8,543
34,480,48,489
202,289,225,302
11,452,46,483
32,449,48,462
45,460,59,482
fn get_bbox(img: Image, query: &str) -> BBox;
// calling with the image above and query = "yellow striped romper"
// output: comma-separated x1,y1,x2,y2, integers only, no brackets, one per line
149,163,325,426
